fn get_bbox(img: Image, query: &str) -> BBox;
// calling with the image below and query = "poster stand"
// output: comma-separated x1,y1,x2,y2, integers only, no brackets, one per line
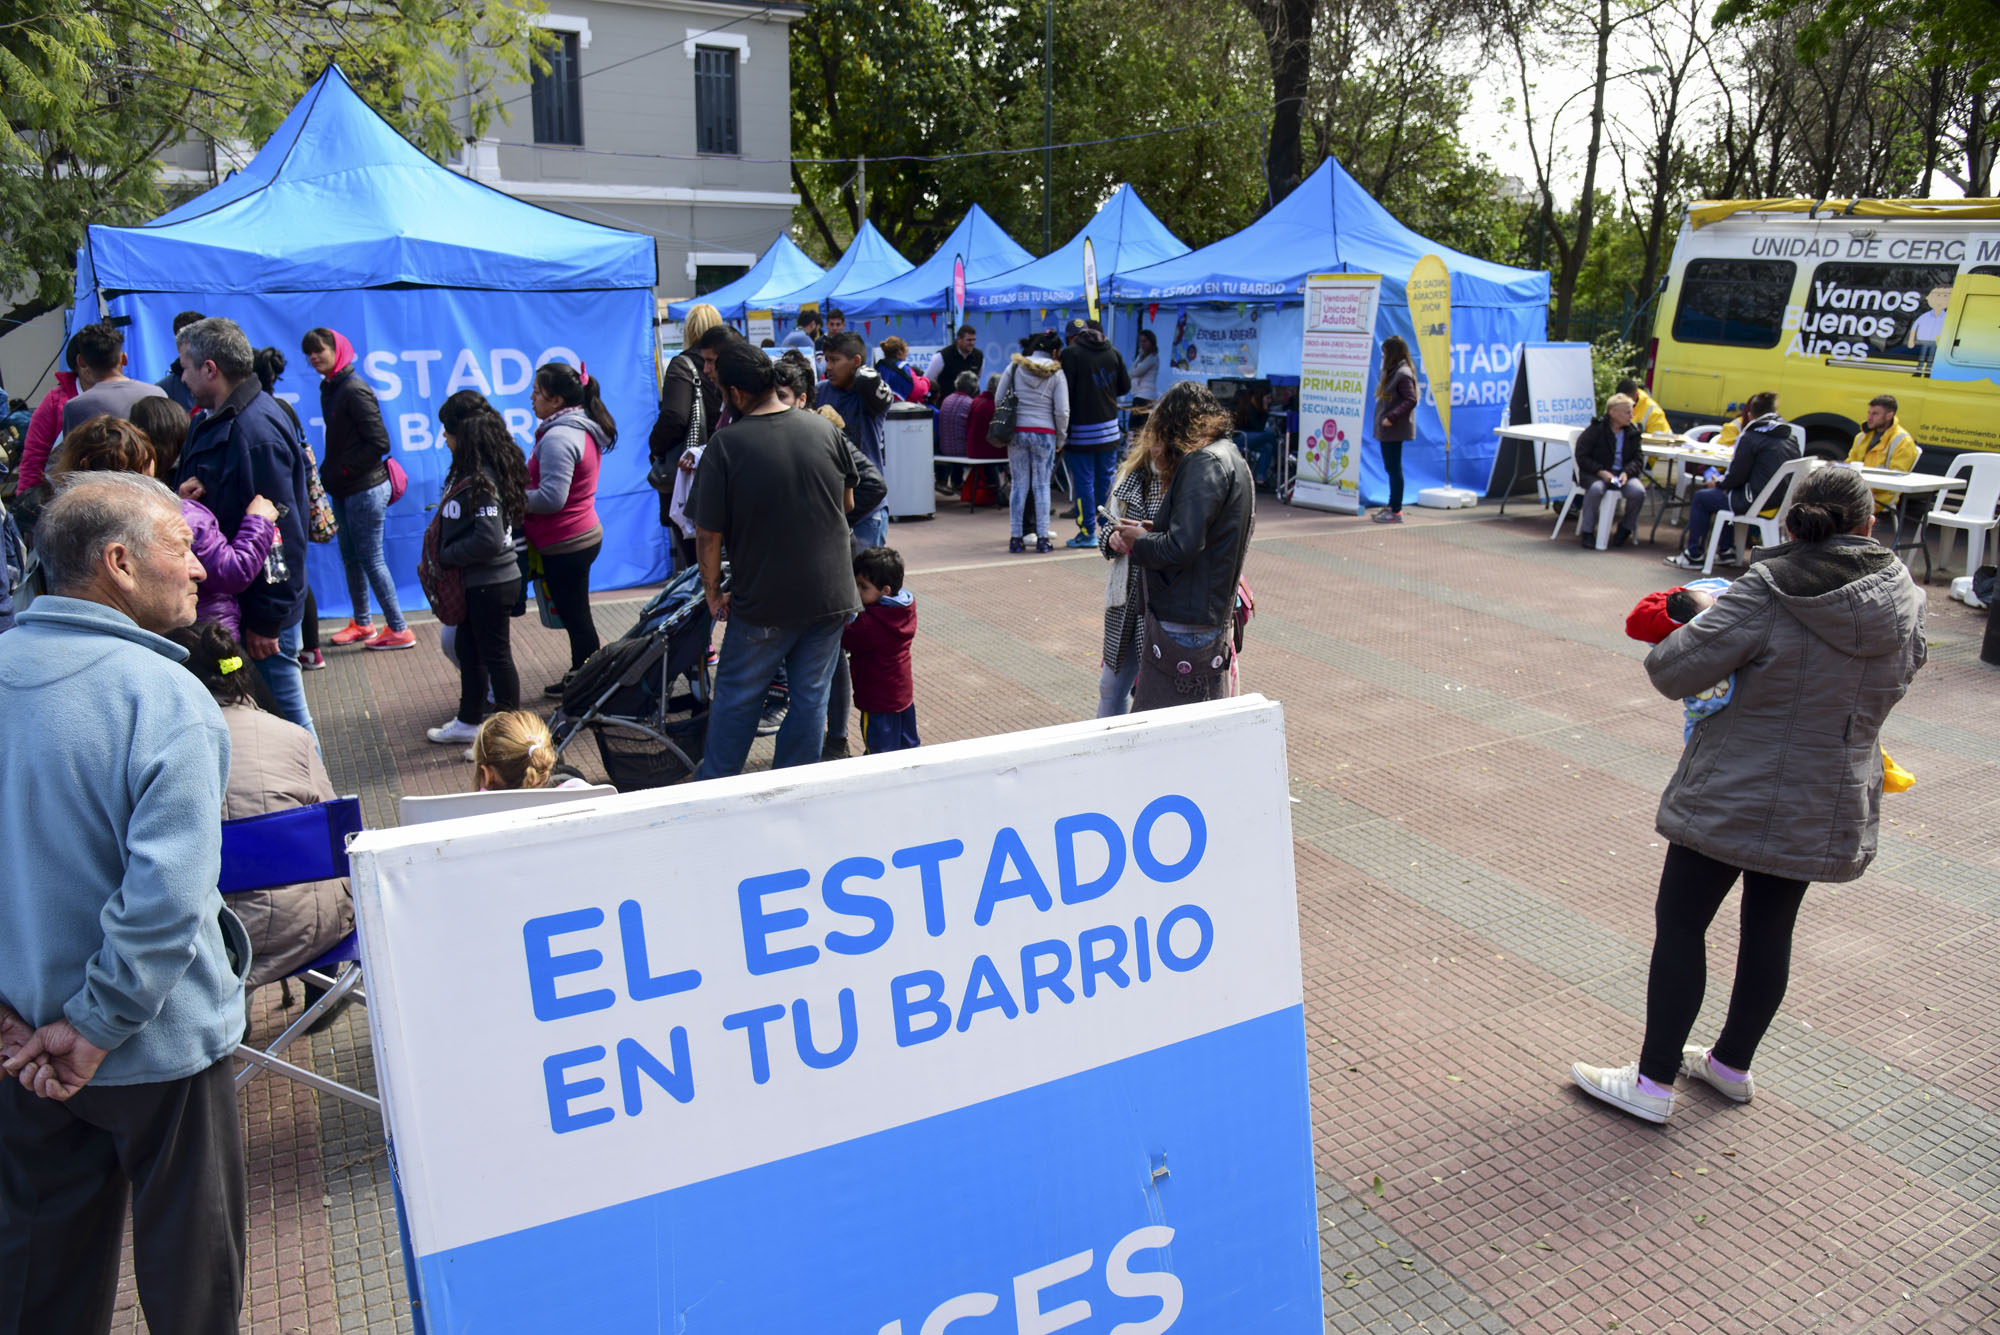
1487,342,1596,515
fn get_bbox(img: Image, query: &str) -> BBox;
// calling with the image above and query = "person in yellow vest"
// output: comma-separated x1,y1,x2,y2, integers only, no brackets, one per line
1617,377,1670,437
1847,393,1919,517
1714,400,1757,447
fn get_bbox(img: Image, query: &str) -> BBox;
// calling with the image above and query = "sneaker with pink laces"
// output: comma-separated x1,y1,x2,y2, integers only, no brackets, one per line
365,627,416,651
1571,1060,1675,1124
1680,1046,1754,1103
328,620,373,646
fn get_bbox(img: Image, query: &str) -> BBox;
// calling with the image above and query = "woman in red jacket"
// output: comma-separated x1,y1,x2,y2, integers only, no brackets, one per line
1373,335,1419,524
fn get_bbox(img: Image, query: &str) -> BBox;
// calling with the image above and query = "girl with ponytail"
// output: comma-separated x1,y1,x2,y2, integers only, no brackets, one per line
1572,459,1926,1126
526,361,615,693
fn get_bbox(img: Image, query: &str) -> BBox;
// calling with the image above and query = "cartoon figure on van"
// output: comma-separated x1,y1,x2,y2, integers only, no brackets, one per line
1908,284,1951,370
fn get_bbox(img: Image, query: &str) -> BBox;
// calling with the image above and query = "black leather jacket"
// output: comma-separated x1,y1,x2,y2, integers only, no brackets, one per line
1131,440,1256,626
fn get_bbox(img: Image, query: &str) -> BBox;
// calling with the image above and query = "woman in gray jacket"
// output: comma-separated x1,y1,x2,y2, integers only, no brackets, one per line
1574,466,1926,1124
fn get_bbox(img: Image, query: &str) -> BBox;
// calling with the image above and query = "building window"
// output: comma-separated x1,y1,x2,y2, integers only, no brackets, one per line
694,263,748,295
532,31,583,147
1671,258,1794,349
695,46,739,155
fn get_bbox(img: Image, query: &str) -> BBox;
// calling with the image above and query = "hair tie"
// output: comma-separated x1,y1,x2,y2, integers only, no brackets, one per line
216,656,242,675
577,362,589,388
526,737,544,757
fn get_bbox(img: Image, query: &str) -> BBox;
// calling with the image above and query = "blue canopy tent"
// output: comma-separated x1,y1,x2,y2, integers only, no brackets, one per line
838,206,1035,322
963,184,1190,377
1113,156,1549,503
667,236,823,322
763,221,915,320
73,66,664,614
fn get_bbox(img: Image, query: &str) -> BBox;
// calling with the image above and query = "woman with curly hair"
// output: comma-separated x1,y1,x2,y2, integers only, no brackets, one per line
1106,381,1256,711
425,391,531,747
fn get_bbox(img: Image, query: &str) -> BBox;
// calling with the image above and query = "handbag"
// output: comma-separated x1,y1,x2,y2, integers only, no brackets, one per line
303,443,337,544
648,359,705,494
526,546,563,630
986,368,1019,450
416,478,474,627
384,455,409,506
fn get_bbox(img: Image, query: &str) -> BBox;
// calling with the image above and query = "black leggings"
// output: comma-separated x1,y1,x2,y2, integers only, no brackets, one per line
539,541,601,671
300,585,319,652
1381,441,1405,512
456,578,522,725
1638,842,1809,1084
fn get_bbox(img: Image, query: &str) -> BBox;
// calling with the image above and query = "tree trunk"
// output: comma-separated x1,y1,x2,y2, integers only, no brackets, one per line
1245,0,1314,209
2,295,63,336
791,164,844,258
1553,0,1615,340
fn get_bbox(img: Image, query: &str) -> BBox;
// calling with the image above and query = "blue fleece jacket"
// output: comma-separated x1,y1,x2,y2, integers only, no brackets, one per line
0,597,246,1085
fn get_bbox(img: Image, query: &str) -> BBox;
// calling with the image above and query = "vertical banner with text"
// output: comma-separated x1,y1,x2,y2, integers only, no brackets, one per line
1295,273,1383,513
352,700,1322,1333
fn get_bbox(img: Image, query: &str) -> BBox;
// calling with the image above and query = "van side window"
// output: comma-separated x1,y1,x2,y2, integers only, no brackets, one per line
1797,262,1957,363
1672,259,1794,348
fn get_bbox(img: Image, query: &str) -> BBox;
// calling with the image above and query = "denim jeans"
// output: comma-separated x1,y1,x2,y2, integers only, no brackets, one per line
695,614,846,780
255,621,314,736
1009,434,1056,537
1097,656,1140,717
1685,487,1736,559
332,479,405,630
850,507,889,556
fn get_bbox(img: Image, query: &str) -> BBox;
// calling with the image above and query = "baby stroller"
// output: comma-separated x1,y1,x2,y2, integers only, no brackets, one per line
549,565,715,789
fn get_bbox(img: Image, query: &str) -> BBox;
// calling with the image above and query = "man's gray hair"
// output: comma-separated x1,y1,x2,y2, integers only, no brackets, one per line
37,472,182,593
955,370,978,396
176,316,254,381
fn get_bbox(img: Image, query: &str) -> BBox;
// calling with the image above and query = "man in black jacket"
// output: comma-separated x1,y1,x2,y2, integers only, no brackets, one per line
1573,394,1646,549
176,317,314,732
1668,391,1800,570
1060,318,1130,547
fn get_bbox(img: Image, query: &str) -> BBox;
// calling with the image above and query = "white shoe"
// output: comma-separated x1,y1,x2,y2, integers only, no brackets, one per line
1663,552,1701,571
1680,1046,1754,1103
462,746,476,763
1571,1060,1674,1124
427,718,480,745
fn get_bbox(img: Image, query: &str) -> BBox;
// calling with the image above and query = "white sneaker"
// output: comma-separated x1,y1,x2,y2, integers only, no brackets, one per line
1571,1060,1674,1124
426,718,480,745
1680,1046,1754,1103
1663,552,1701,571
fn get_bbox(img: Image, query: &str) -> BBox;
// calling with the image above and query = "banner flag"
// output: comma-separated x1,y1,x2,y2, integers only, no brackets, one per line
1408,255,1454,448
1293,274,1382,514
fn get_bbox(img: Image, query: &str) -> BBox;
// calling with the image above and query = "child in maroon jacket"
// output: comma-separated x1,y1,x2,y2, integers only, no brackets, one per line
843,546,919,754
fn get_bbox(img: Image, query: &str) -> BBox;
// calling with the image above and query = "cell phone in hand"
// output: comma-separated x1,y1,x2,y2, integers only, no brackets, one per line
1096,505,1116,526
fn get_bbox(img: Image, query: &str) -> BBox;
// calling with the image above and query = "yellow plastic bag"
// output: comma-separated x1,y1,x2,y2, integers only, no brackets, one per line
1883,748,1914,794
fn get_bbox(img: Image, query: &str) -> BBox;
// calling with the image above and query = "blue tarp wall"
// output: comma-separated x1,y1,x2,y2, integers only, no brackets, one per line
73,67,664,616
1114,157,1549,505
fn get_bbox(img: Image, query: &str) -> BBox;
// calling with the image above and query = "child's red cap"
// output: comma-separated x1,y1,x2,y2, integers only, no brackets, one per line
1626,588,1687,644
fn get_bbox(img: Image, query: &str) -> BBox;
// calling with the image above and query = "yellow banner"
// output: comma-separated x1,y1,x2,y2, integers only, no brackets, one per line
1407,254,1453,443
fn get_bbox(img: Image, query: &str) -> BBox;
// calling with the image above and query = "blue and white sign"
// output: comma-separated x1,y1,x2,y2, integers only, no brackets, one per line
348,698,1320,1332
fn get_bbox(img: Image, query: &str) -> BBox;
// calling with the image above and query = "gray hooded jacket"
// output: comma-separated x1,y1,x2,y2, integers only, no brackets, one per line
1645,535,1926,883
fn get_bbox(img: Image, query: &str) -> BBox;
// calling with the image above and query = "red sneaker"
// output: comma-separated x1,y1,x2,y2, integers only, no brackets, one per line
328,620,373,646
365,627,416,651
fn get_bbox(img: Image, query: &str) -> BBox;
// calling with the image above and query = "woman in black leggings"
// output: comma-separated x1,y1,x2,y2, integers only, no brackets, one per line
1372,336,1417,523
525,362,616,696
1573,466,1927,1124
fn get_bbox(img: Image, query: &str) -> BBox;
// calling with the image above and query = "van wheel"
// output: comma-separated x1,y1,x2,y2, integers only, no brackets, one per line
1805,433,1846,462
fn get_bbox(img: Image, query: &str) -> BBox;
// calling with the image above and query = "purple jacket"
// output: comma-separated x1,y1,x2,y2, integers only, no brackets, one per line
185,499,276,638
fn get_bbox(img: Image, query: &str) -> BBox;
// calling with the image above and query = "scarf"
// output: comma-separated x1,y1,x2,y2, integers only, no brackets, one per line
320,329,356,380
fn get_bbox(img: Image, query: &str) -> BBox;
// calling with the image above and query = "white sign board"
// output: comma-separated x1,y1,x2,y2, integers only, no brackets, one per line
1489,342,1596,501
1294,273,1383,513
746,310,775,345
350,698,1321,1333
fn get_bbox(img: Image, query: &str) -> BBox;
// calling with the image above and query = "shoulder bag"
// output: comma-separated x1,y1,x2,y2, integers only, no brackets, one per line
416,477,475,626
986,367,1019,450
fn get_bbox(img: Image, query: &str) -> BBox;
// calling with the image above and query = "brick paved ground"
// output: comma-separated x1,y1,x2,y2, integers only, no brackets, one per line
116,493,1999,1332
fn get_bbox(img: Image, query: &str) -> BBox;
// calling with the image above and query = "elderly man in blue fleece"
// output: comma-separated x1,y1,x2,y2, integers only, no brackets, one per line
0,471,248,1335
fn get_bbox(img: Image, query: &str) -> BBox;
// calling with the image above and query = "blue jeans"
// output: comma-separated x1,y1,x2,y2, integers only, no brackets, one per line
1097,656,1139,718
255,621,314,736
1685,487,1737,559
850,507,889,556
332,479,405,630
1237,431,1279,486
1069,449,1118,534
696,614,846,780
1009,434,1056,537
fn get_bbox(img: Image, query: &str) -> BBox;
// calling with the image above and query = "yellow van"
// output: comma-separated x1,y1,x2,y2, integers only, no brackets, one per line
1646,199,2000,461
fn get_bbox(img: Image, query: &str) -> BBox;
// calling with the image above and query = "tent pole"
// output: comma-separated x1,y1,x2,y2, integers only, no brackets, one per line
1042,0,1053,252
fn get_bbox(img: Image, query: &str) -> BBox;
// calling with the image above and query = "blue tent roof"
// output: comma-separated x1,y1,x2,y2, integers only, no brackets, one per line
667,235,824,321
838,206,1035,319
763,222,915,318
86,66,655,294
968,185,1188,311
1111,157,1548,309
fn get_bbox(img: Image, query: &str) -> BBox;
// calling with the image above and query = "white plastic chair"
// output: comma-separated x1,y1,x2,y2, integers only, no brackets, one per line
1703,456,1821,574
1685,424,1721,444
1922,454,2000,575
1550,459,1622,548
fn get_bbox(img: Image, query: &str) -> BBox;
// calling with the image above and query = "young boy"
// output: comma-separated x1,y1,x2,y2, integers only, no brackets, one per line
1626,577,1734,741
844,546,919,754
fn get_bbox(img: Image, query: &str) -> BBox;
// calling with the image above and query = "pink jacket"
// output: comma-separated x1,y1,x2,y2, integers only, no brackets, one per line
186,499,276,638
17,371,77,490
524,407,607,550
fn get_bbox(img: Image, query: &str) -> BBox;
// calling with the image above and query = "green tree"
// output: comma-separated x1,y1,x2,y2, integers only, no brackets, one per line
1,0,541,330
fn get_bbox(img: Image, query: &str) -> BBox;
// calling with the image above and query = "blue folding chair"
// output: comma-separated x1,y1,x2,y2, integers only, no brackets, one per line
220,795,378,1114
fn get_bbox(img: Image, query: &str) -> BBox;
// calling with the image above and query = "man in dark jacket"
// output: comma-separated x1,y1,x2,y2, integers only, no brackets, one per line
924,325,983,408
1573,394,1646,549
1669,391,1799,570
1060,318,1131,547
1109,385,1254,711
175,317,314,733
